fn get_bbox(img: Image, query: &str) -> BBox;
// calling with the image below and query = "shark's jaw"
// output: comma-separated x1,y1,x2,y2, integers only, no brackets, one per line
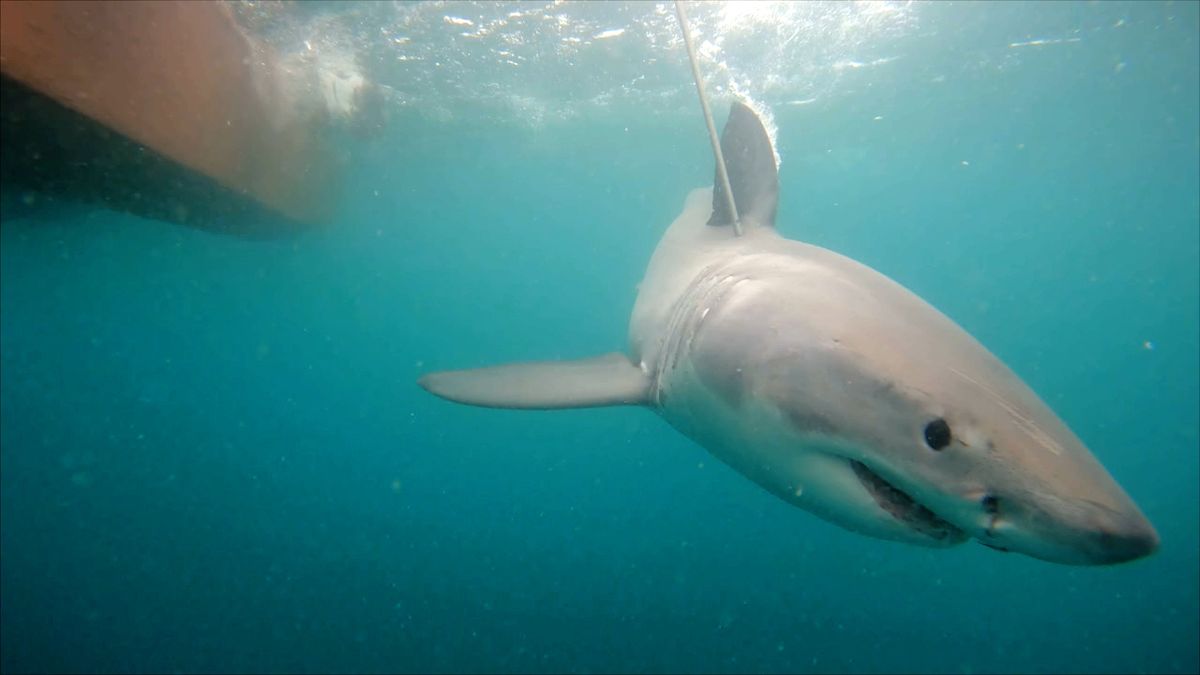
848,459,965,543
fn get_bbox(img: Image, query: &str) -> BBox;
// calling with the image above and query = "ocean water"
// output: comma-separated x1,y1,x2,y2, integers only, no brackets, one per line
1,2,1197,673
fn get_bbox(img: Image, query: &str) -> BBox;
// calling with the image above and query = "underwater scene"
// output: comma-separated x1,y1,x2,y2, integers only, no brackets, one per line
1,1,1197,673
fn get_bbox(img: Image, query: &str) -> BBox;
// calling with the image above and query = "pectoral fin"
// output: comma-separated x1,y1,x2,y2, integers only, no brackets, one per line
418,352,650,410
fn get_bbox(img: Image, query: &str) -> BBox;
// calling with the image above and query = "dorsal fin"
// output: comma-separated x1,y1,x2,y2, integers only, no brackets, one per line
707,100,779,229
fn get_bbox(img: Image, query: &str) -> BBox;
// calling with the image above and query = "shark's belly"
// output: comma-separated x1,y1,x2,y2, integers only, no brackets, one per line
654,352,939,547
646,251,839,509
657,355,845,509
645,264,904,537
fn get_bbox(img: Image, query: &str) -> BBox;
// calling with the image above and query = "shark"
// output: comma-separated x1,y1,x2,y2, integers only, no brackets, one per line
419,101,1159,565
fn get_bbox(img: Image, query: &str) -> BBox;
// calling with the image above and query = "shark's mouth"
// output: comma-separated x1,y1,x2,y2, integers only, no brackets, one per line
850,460,964,542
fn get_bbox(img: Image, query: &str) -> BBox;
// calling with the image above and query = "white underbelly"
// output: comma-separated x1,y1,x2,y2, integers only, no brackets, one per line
655,358,948,545
659,359,857,513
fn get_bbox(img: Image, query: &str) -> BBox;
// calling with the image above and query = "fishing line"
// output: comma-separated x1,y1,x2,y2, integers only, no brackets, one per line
674,0,742,237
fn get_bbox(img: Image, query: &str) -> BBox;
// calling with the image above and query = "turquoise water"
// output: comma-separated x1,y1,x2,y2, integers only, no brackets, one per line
1,2,1197,673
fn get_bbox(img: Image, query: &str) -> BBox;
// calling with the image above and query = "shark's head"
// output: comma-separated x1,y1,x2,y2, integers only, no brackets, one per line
910,375,1162,566
660,101,1160,566
738,256,1161,566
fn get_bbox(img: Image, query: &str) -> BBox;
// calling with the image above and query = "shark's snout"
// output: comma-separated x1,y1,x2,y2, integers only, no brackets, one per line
1076,508,1160,565
980,495,1159,565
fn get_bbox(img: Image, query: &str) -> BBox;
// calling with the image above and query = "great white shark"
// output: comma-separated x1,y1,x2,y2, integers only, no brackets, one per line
419,101,1159,565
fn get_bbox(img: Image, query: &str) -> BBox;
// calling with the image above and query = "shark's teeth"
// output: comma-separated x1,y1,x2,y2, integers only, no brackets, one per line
849,460,965,542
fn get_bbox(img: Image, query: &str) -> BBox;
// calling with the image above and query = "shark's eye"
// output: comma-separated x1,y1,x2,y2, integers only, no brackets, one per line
924,418,952,450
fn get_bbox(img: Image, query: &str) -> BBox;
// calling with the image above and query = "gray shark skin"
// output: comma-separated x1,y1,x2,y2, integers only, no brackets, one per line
420,101,1158,566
